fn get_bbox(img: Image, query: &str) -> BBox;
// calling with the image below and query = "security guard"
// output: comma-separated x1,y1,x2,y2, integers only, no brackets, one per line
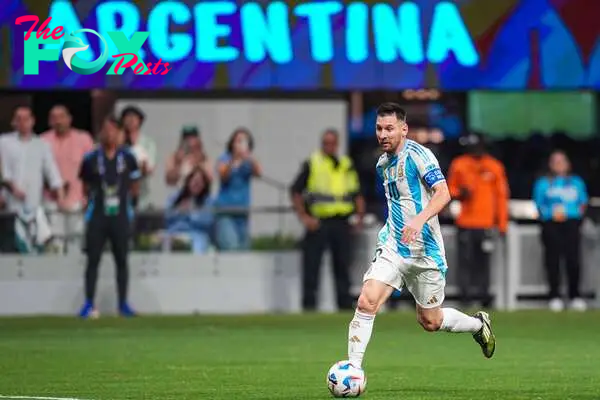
291,129,365,311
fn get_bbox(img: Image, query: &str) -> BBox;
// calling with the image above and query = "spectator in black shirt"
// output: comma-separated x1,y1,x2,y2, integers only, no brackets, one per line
78,115,141,319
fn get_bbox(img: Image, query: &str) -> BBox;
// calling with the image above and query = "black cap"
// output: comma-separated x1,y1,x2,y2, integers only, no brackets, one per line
120,105,145,123
459,132,483,147
181,125,199,138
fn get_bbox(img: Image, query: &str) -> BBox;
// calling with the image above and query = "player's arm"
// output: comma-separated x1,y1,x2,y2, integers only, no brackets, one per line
417,148,450,221
415,181,451,223
401,148,450,243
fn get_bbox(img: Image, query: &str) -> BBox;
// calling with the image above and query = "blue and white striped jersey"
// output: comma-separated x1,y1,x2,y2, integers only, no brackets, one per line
375,140,447,268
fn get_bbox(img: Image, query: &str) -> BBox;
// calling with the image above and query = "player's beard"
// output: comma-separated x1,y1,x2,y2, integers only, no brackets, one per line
386,137,404,154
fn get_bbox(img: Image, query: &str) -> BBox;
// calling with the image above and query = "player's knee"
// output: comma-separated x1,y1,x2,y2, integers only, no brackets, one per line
356,293,379,315
418,314,442,332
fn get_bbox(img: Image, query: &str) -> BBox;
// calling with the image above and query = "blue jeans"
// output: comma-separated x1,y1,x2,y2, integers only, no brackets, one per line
215,216,249,251
166,221,212,254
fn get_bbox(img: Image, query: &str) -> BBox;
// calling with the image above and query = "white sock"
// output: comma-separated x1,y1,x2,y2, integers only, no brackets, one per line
348,311,375,367
439,308,482,333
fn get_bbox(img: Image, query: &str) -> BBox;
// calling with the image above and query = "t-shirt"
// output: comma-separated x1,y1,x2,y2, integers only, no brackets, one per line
216,153,252,208
79,147,140,221
533,175,588,222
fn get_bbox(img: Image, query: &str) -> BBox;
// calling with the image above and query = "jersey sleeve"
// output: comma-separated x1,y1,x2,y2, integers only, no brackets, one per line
413,146,445,188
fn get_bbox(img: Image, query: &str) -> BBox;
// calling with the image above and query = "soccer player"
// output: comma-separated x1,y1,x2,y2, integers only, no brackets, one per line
347,103,495,368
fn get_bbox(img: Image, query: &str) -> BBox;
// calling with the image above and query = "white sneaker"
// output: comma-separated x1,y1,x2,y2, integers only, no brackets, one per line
549,298,564,312
569,298,587,312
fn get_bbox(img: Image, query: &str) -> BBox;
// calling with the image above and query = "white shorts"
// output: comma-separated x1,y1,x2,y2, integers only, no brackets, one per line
363,245,447,308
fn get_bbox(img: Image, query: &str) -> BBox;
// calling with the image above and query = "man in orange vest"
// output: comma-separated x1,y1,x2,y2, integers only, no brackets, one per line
447,133,509,308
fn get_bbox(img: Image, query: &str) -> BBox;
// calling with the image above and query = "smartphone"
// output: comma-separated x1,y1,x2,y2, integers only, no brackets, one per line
181,141,190,154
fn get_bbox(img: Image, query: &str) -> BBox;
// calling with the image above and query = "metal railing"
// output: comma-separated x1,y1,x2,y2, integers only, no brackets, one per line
0,205,297,254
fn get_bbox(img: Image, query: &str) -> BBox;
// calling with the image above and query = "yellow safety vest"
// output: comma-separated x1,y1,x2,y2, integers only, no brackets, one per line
306,151,359,218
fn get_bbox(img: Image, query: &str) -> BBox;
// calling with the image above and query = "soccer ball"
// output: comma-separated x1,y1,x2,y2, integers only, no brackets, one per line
326,360,366,397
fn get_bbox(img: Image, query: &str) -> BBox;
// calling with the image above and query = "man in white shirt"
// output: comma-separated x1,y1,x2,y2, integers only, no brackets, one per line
0,106,64,212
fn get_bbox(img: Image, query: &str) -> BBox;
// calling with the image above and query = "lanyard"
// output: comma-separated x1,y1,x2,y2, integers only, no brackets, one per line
97,149,125,190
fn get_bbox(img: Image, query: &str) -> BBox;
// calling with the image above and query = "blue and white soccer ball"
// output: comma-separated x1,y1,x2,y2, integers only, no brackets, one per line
327,360,367,397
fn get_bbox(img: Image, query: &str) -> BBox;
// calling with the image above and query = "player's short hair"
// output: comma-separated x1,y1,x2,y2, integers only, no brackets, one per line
376,102,407,122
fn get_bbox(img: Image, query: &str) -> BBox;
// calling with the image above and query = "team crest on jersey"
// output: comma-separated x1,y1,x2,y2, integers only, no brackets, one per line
397,161,405,177
389,166,396,180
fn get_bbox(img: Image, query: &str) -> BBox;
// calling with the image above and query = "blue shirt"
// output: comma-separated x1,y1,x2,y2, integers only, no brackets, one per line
216,153,252,208
165,194,215,232
533,175,588,222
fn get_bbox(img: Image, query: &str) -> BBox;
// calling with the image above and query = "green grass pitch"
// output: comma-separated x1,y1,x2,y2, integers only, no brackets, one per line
0,312,598,400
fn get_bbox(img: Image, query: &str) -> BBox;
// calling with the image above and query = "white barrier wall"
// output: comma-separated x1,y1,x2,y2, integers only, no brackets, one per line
0,224,597,316
0,252,343,316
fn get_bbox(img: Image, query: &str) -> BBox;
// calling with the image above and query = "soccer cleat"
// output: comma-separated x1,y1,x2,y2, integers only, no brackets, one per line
78,301,99,319
472,311,495,358
119,303,137,318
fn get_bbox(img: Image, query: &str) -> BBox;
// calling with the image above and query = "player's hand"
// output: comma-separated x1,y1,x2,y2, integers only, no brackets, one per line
401,217,424,244
302,215,320,232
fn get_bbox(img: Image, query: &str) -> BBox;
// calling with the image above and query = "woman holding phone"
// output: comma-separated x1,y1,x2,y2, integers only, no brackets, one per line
165,126,213,188
215,128,262,250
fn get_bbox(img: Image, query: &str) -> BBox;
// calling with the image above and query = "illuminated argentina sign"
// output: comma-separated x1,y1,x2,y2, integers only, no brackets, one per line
10,0,598,89
37,0,477,66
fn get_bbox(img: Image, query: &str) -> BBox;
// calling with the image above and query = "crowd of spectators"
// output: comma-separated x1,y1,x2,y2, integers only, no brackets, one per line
0,104,262,254
0,102,597,262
